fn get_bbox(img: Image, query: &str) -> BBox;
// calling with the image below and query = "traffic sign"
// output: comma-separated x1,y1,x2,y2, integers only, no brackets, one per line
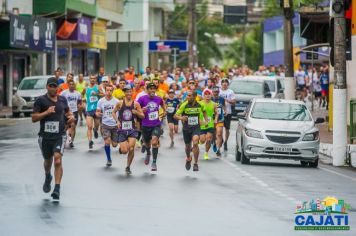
149,40,188,52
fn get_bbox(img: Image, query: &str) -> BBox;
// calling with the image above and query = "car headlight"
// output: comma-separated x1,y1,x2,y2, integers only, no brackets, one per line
245,128,263,139
303,131,319,141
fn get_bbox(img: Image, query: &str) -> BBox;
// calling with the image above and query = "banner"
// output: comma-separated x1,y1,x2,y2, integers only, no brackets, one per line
9,14,30,49
57,20,77,39
68,16,92,43
85,20,107,49
29,17,55,52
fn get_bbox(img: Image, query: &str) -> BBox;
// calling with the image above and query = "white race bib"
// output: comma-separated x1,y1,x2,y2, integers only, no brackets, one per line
104,109,113,117
207,117,212,123
90,96,98,103
217,107,222,115
122,121,133,130
167,107,175,114
148,111,159,121
44,121,59,133
188,116,199,126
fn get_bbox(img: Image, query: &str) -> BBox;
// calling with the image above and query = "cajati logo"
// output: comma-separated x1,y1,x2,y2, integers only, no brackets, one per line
294,197,351,231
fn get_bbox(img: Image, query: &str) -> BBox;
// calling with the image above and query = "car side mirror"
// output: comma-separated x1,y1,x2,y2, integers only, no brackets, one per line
315,117,325,124
237,112,246,120
264,92,272,98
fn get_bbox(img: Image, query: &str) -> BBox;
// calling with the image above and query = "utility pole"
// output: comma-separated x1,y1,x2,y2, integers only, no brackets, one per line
188,0,197,68
332,0,347,166
282,0,295,100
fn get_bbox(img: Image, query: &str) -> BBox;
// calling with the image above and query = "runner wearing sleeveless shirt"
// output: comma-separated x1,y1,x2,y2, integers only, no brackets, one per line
174,90,207,171
211,86,226,157
112,85,144,174
199,89,218,160
75,73,87,126
96,84,119,167
166,89,180,148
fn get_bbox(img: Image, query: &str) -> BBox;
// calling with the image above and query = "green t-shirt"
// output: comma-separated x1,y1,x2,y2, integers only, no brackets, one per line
176,100,205,130
200,100,215,130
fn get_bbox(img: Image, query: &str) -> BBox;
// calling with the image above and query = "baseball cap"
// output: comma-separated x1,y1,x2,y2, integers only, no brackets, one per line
123,85,132,91
146,82,157,89
46,77,58,86
212,86,220,92
203,89,212,95
101,76,109,82
168,89,174,94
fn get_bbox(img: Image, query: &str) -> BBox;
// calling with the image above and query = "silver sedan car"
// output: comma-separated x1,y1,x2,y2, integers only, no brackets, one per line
235,98,324,167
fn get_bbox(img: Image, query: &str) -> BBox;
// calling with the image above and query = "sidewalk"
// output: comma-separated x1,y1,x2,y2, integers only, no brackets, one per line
0,107,12,118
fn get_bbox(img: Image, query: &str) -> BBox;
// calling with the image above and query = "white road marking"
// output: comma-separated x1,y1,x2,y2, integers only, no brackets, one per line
319,166,356,183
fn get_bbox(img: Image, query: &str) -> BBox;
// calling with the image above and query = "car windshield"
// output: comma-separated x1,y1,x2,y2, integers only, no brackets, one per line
251,102,312,121
264,80,276,92
230,81,263,95
19,78,47,90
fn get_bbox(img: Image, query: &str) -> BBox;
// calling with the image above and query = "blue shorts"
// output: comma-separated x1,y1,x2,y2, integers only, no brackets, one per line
200,128,215,135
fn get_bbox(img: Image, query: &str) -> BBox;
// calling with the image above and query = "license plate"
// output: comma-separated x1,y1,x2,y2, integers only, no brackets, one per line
273,147,292,152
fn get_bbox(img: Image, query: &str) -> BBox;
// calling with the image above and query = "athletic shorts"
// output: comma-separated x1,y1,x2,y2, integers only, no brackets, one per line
314,91,322,97
224,114,232,130
321,89,328,97
73,111,79,125
297,84,306,91
117,130,138,143
38,135,66,160
86,110,97,118
216,122,224,128
142,125,161,142
183,127,201,145
167,114,178,125
101,124,118,141
200,128,215,135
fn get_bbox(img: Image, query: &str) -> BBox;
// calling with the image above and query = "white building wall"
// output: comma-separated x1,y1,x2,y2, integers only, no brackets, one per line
3,0,32,14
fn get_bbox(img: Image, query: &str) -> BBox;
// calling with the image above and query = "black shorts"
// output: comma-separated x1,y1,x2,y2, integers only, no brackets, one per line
38,135,66,159
86,110,97,118
224,114,232,130
200,128,215,135
142,125,161,142
167,114,178,125
183,127,200,145
117,130,138,143
297,84,306,91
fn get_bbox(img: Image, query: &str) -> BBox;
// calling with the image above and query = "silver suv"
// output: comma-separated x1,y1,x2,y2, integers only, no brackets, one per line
235,98,324,167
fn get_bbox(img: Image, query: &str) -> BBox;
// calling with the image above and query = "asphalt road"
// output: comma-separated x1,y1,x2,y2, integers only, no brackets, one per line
0,118,355,236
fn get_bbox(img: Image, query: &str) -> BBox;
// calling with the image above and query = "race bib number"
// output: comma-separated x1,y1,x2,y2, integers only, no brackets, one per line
217,108,222,115
44,121,59,133
90,96,98,103
148,111,159,121
188,116,199,126
104,109,113,117
122,121,133,130
207,117,212,123
167,107,175,114
69,101,77,111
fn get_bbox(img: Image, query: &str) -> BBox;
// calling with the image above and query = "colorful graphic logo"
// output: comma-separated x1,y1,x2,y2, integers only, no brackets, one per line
294,197,351,231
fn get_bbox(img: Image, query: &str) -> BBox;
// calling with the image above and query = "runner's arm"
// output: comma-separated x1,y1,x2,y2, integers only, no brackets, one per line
32,99,54,122
133,102,144,119
174,102,187,121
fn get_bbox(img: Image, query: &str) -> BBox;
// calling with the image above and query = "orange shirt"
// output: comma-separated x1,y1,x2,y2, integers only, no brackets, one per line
57,83,69,94
124,72,135,83
132,88,142,100
159,82,169,93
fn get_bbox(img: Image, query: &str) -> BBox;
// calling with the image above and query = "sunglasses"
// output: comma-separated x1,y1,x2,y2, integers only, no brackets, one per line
48,84,58,88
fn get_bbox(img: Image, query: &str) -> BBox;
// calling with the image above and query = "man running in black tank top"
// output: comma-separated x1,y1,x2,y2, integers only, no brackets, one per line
112,85,144,174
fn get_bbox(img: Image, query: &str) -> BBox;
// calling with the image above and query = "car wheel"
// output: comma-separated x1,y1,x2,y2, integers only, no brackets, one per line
309,158,319,168
12,112,20,118
300,161,308,167
240,141,250,165
235,144,241,162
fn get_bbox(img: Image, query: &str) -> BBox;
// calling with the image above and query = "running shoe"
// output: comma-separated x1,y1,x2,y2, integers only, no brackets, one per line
93,129,98,139
223,142,228,151
89,140,94,149
151,162,157,171
212,142,217,153
185,157,192,170
43,175,52,193
125,167,132,175
69,142,74,148
106,160,112,167
170,141,174,148
193,163,199,171
144,154,151,165
51,189,60,201
203,152,209,160
141,145,146,154
216,149,222,157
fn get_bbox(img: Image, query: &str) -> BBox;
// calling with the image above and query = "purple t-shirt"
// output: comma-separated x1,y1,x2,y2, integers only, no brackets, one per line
138,95,163,127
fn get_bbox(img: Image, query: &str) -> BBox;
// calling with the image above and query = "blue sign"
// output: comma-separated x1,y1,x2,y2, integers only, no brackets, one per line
149,40,188,52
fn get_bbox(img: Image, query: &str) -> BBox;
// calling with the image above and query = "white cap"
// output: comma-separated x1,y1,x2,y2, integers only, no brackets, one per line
101,76,109,82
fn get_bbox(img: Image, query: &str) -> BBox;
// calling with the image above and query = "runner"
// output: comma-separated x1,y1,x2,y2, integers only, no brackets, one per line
174,90,207,171
211,86,226,157
112,85,144,174
166,89,180,148
96,84,120,167
84,75,103,149
219,79,236,151
112,78,126,101
137,82,166,171
60,79,82,148
199,89,218,160
75,73,87,126
32,77,75,201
